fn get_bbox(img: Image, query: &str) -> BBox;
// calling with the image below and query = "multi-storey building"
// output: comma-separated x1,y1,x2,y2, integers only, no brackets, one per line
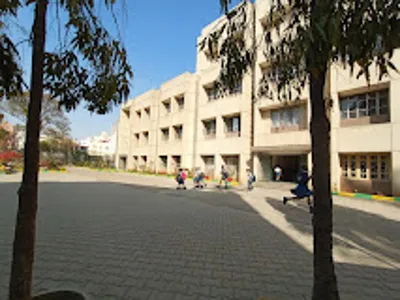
116,0,400,196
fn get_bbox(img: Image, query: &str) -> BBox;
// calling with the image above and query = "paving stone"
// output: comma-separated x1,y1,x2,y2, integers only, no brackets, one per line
1,169,399,300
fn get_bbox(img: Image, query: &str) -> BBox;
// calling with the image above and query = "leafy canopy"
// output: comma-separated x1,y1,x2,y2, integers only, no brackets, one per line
0,92,71,137
0,0,133,114
209,0,399,101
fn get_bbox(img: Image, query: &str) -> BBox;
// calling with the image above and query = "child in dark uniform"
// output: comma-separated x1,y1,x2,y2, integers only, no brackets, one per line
283,166,313,213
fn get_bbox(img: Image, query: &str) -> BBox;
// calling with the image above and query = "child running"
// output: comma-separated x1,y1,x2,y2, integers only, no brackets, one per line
176,168,187,190
283,166,313,213
219,165,229,189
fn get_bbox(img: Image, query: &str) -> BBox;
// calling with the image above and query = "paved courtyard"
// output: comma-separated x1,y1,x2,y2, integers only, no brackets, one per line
1,168,399,300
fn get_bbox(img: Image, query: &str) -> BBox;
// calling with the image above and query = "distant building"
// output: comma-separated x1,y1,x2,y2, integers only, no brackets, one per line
79,129,116,160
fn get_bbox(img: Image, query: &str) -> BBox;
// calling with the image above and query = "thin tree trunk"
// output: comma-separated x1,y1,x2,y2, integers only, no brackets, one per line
9,1,48,300
310,69,340,300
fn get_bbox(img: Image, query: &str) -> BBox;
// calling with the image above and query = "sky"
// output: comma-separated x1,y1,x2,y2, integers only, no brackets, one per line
8,0,234,140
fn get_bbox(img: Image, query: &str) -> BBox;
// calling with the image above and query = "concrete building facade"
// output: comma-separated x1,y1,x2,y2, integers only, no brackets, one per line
116,0,400,196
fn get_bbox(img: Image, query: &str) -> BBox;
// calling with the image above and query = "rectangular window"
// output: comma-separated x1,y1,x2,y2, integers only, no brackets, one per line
370,155,378,179
144,107,151,118
271,106,302,129
203,119,216,137
350,156,357,178
142,132,149,145
176,96,185,110
174,125,183,140
161,128,169,141
225,115,241,136
205,86,219,101
271,111,280,128
340,89,389,120
342,156,348,177
360,155,367,179
163,100,171,114
380,155,389,180
136,110,142,119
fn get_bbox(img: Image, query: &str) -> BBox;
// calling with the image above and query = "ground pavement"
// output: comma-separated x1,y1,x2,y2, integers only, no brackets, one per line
0,168,399,300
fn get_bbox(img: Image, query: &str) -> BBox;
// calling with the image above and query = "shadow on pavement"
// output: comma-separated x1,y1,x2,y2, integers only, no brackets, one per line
266,197,400,268
0,180,399,300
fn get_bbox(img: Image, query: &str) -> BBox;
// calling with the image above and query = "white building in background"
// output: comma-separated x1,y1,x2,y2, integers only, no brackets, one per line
80,129,117,159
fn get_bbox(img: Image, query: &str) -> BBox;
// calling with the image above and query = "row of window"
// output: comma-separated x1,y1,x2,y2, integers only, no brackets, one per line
271,106,302,128
162,96,185,114
341,154,390,180
203,115,241,137
340,89,389,119
204,82,242,101
131,96,185,120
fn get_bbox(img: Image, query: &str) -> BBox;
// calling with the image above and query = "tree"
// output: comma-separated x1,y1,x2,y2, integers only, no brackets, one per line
0,92,71,137
1,1,133,299
207,0,399,299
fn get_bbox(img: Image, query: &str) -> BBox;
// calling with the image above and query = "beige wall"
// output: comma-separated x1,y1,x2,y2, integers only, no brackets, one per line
157,73,198,173
116,0,400,192
330,50,400,196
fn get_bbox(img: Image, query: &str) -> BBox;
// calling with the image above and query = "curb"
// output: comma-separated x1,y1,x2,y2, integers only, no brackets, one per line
332,191,400,203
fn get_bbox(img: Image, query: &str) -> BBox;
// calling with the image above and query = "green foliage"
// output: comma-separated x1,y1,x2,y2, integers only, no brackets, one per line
0,1,24,98
199,1,252,95
213,0,399,101
1,0,133,115
0,93,71,137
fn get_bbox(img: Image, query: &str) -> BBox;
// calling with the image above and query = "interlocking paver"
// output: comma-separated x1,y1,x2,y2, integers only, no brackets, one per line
1,168,399,299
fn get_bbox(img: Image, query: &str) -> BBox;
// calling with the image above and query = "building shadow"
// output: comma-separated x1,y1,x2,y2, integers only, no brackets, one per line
0,180,399,300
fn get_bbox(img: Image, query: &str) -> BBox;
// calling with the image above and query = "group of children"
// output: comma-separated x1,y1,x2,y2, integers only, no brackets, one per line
175,165,256,191
175,165,313,214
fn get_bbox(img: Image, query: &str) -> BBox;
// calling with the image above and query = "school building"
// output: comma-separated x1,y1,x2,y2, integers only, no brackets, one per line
116,0,400,196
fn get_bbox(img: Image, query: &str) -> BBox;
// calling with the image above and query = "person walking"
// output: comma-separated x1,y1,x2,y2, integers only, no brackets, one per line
194,167,207,188
274,165,282,181
219,165,229,189
176,168,187,190
247,168,256,191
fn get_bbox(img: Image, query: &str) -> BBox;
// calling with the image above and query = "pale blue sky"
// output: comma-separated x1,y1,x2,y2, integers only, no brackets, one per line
9,0,239,139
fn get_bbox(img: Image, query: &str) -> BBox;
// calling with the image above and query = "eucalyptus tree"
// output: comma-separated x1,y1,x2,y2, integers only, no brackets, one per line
1,1,133,299
204,0,399,299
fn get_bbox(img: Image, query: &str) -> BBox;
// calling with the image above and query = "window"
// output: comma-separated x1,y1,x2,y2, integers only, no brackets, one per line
142,131,149,144
342,156,348,177
162,100,171,114
161,128,169,141
271,106,302,129
174,125,183,140
205,86,219,101
203,119,216,137
350,156,357,178
134,133,140,145
360,156,367,179
159,156,168,170
176,96,185,110
144,107,151,118
136,110,142,118
224,115,241,136
370,155,378,179
380,155,389,180
341,154,390,181
340,89,389,119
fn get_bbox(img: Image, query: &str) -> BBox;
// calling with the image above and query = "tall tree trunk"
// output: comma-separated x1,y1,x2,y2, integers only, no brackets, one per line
310,69,340,300
9,1,48,300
